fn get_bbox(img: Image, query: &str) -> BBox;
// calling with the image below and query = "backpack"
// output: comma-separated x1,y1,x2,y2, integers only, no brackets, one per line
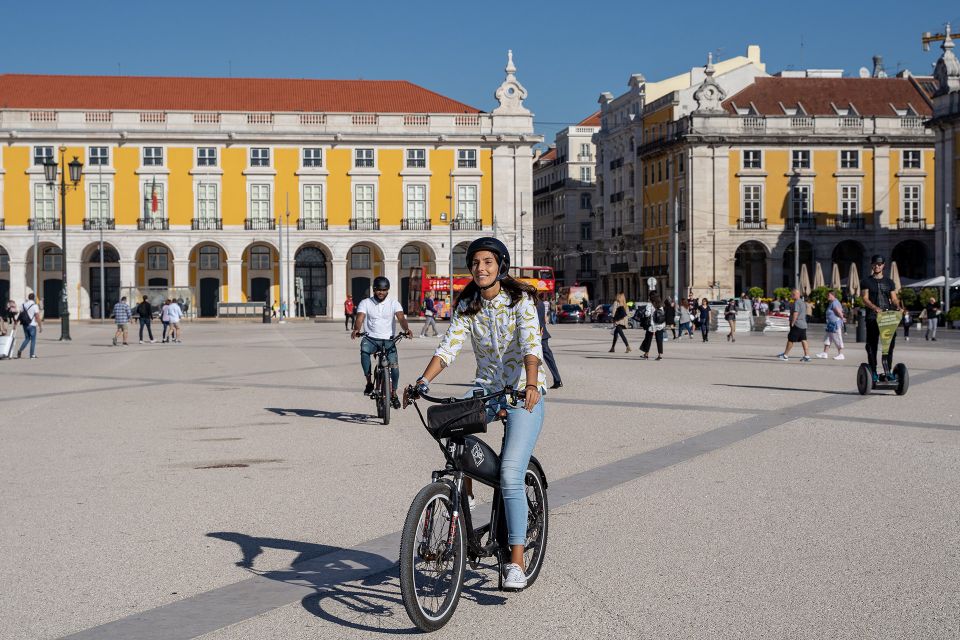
18,303,34,327
652,306,665,325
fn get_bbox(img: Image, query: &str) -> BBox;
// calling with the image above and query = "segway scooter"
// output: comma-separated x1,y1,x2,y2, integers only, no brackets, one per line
857,310,909,396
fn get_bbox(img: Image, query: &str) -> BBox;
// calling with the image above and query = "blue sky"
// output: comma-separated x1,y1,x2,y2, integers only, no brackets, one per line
1,0,955,142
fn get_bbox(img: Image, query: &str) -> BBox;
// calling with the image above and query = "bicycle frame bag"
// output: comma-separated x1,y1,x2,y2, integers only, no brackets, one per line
426,398,487,439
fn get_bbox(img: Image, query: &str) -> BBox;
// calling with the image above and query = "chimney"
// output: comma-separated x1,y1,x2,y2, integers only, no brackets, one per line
872,55,888,78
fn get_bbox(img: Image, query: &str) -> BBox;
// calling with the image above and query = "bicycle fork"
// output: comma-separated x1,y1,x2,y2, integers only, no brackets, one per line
418,473,464,563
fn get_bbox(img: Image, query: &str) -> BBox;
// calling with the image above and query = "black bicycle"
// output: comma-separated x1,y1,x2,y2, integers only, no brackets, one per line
359,333,405,425
399,385,548,631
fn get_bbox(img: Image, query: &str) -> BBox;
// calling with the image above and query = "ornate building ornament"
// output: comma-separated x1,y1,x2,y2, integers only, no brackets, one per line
934,23,960,96
493,50,530,115
693,53,727,113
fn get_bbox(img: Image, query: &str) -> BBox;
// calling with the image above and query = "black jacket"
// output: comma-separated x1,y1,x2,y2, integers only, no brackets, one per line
536,302,551,340
136,301,152,318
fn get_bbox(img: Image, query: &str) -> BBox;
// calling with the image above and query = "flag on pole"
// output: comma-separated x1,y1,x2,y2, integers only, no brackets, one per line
150,177,158,213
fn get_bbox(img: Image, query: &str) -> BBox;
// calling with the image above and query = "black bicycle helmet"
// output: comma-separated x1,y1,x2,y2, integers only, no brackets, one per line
372,276,390,290
871,254,885,265
465,237,511,281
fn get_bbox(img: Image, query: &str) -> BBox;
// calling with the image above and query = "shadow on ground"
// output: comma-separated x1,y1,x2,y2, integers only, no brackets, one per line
714,383,858,396
265,407,379,425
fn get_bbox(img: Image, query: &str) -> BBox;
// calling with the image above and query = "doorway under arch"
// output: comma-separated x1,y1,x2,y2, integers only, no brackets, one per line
734,241,769,296
891,240,928,280
295,245,329,317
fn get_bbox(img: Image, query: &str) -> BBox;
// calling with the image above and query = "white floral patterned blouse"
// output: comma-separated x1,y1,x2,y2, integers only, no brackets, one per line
435,290,547,393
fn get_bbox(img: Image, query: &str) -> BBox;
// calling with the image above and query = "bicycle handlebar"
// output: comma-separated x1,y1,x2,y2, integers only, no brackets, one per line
405,385,527,406
357,332,407,345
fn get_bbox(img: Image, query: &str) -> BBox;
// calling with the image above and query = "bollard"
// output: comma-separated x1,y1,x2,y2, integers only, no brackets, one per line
856,307,866,342
262,305,272,324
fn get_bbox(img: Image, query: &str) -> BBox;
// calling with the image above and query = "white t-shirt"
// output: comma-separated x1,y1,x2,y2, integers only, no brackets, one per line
357,296,403,339
166,303,183,323
22,301,39,327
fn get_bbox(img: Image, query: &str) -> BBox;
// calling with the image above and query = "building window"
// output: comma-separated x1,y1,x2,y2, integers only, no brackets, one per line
147,246,168,271
354,148,374,168
406,148,426,168
250,148,270,167
401,246,421,269
580,221,592,240
657,161,663,182
350,245,371,270
457,149,477,169
580,143,590,157
0,249,7,271
197,183,218,220
902,149,921,170
89,183,110,219
89,146,109,166
197,147,218,166
143,181,165,218
33,146,54,166
742,184,762,222
249,184,271,219
791,150,811,170
199,246,220,270
677,153,684,173
743,150,762,169
457,184,478,220
580,193,592,210
643,164,648,186
355,184,375,219
580,166,592,182
250,245,271,270
840,149,859,170
902,185,921,221
840,185,859,219
406,184,426,219
302,184,323,220
34,183,55,219
302,147,322,167
143,147,164,166
43,247,62,272
791,185,811,220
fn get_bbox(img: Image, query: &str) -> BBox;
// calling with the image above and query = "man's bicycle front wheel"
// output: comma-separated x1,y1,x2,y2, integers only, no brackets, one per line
399,482,466,632
381,365,391,425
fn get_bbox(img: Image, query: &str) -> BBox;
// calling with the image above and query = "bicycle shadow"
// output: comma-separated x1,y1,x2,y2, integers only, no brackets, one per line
714,383,859,396
208,531,507,635
264,407,379,425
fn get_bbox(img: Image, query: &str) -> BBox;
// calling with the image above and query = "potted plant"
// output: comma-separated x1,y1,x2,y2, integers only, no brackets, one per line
947,306,960,329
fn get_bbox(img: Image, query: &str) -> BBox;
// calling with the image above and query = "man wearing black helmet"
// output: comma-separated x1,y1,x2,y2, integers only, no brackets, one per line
352,276,413,407
860,254,901,383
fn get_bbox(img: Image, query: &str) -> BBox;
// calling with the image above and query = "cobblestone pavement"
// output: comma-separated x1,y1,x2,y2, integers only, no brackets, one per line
2,321,958,639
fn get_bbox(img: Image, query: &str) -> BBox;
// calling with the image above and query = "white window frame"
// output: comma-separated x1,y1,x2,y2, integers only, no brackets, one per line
147,246,169,271
791,185,811,221
405,184,427,220
457,148,478,169
88,182,111,220
249,183,272,220
354,183,376,220
143,146,164,167
839,184,860,220
902,184,921,221
350,245,371,270
400,246,421,270
249,245,272,271
741,183,763,222
198,246,220,271
406,148,426,169
33,182,56,220
142,179,166,219
88,146,110,167
302,147,323,168
839,149,859,170
33,145,54,166
580,166,592,182
791,149,811,170
197,147,218,167
43,247,63,272
902,149,922,170
250,147,271,168
196,183,219,221
354,148,375,169
457,183,479,221
302,183,324,221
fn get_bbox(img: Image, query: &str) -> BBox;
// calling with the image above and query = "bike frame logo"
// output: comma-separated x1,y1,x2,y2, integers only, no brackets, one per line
471,443,484,467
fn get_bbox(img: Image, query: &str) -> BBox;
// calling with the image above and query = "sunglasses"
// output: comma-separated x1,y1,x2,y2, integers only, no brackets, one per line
373,288,389,293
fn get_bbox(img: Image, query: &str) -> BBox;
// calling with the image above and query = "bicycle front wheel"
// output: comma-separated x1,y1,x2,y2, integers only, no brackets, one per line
381,365,391,425
399,482,466,632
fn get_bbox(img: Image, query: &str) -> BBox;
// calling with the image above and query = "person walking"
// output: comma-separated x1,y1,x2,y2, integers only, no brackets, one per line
15,293,42,359
816,290,845,360
664,296,677,340
112,296,132,346
697,298,712,342
343,294,355,331
537,293,563,388
136,295,155,344
778,289,811,362
724,298,738,342
160,299,172,343
167,298,184,343
271,300,278,318
923,297,940,341
678,298,694,338
420,292,439,337
639,293,666,360
902,308,912,341
609,292,631,353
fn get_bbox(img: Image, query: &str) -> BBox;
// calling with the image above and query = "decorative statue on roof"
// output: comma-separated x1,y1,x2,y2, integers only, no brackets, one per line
694,53,727,114
934,24,960,96
493,50,530,115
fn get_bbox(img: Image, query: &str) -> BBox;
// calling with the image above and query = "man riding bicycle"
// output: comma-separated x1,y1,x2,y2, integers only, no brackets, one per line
860,254,902,383
351,276,412,408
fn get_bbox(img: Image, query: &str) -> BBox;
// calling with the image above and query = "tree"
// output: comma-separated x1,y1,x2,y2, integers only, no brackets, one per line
773,287,792,301
748,286,764,299
898,287,918,309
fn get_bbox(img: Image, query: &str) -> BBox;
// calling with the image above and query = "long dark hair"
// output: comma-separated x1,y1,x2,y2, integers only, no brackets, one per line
454,276,537,316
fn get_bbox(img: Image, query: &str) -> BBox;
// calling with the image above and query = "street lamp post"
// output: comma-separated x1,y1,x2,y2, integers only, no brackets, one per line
43,148,83,341
440,212,454,302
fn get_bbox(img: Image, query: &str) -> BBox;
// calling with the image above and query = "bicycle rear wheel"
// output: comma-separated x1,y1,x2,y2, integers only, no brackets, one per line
381,365,391,425
522,463,548,587
399,482,466,632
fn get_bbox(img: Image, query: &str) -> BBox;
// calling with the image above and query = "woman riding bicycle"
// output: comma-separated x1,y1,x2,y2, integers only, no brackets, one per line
404,236,546,590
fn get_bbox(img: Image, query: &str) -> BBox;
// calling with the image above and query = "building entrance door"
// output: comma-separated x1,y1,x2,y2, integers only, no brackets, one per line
89,266,120,319
199,278,220,317
43,279,63,318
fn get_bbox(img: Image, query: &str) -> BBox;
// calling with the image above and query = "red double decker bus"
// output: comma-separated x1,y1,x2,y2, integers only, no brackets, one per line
408,265,555,318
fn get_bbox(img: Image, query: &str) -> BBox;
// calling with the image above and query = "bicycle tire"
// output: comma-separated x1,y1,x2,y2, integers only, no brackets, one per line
381,365,391,425
373,368,384,418
522,463,548,588
399,482,466,632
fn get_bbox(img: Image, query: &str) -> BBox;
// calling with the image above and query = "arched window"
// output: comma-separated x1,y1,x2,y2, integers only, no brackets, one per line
43,247,63,272
452,244,468,271
350,245,371,270
250,245,271,270
147,246,169,270
400,245,421,269
199,246,220,270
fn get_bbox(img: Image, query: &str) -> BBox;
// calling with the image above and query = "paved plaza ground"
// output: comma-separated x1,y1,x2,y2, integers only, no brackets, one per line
2,319,959,639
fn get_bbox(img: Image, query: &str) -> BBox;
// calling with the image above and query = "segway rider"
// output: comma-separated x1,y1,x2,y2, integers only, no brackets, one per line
352,277,413,408
404,236,546,591
860,255,901,383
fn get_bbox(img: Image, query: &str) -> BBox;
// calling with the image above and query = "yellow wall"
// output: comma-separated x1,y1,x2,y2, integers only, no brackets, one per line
3,146,29,226
274,148,299,222
168,148,193,226
430,149,454,223
378,149,403,225
64,146,86,224
222,148,246,225
114,147,139,225
327,148,350,225
924,149,936,225
481,149,492,226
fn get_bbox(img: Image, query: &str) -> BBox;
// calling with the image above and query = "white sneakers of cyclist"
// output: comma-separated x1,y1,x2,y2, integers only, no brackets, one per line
502,563,527,590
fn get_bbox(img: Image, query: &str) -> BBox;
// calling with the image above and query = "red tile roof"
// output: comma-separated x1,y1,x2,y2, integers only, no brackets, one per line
723,77,932,117
576,110,601,127
0,74,482,114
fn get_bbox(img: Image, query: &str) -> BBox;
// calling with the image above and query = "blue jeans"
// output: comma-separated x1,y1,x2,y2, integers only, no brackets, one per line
18,325,37,357
679,321,693,336
360,337,399,390
474,390,545,546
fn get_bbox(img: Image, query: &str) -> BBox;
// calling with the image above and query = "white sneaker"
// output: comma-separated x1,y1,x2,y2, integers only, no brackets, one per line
139,340,143,344
150,339,156,343
778,354,788,361
816,353,828,359
502,563,527,590
834,354,845,360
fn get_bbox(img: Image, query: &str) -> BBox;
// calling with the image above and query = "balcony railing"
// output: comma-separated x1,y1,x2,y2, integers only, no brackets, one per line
83,218,115,230
349,218,380,230
28,218,60,230
737,218,767,230
834,215,866,230
192,217,222,230
401,218,432,230
787,217,816,230
897,218,927,230
245,218,276,231
576,270,597,280
138,218,169,230
297,218,328,230
452,219,482,231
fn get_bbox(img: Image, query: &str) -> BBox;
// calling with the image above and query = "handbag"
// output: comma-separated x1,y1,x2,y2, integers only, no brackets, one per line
426,398,488,439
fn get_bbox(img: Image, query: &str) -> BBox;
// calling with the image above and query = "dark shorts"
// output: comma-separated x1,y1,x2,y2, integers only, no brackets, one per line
788,326,807,343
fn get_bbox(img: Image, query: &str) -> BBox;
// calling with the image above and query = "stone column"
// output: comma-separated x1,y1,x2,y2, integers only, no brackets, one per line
66,259,82,319
119,257,135,290
8,260,26,303
873,145,891,228
227,260,243,302
331,259,347,319
383,258,400,297
173,259,190,289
